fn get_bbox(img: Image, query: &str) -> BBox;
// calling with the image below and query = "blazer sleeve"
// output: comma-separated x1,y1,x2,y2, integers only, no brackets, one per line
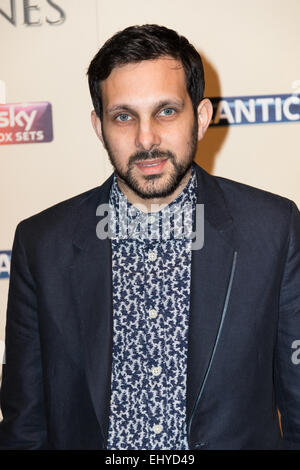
275,200,300,450
0,223,49,449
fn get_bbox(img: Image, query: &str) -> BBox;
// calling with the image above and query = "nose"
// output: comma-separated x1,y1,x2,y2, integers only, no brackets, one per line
135,119,161,151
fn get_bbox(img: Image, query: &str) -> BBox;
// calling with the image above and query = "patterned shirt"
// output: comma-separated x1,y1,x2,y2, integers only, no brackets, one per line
106,166,197,450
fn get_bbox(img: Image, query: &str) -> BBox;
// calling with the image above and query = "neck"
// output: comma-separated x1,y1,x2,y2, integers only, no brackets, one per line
116,167,193,213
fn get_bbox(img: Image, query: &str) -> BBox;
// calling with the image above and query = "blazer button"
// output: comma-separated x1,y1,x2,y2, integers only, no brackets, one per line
194,442,208,449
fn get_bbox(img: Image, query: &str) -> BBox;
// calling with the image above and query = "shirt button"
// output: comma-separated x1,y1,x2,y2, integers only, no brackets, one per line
148,215,156,224
152,366,162,376
149,309,158,319
148,251,157,261
153,424,163,434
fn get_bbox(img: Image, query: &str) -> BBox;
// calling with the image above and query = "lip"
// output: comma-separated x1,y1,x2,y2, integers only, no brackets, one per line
135,158,168,175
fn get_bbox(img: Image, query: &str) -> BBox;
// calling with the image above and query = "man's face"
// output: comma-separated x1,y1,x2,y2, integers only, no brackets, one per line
94,57,200,199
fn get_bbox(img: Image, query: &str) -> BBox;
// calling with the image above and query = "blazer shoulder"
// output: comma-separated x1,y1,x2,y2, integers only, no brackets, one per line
214,173,297,216
15,173,114,242
209,173,300,251
17,186,98,231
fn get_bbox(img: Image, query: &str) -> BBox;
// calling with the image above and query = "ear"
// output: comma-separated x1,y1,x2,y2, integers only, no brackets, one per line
91,110,104,145
196,98,213,140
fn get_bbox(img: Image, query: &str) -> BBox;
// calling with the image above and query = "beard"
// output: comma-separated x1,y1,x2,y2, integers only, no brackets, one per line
102,118,198,199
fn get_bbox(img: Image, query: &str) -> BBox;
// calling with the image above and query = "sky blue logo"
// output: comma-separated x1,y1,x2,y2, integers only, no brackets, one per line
210,94,300,126
0,251,11,279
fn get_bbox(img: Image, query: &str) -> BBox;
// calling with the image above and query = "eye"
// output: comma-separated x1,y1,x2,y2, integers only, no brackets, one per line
116,113,132,122
159,108,176,117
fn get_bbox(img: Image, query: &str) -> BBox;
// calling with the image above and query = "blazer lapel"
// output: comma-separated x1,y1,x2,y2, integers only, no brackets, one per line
70,174,114,443
186,164,239,433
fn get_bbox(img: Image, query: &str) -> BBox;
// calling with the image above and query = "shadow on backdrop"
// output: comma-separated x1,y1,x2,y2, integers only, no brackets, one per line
195,52,229,175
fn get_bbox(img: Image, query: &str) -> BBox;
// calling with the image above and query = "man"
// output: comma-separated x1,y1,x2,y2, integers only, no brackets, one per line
0,24,300,450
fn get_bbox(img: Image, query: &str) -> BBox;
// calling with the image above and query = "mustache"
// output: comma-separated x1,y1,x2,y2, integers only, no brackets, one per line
128,149,175,166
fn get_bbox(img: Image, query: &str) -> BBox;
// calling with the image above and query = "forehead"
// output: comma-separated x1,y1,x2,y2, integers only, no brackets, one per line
101,57,188,109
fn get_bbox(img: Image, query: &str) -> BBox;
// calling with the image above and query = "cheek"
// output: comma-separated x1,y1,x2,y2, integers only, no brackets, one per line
165,115,194,142
163,126,191,152
106,124,135,150
105,133,135,166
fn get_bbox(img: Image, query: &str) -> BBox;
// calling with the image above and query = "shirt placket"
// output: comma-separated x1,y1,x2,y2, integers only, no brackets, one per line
143,237,168,449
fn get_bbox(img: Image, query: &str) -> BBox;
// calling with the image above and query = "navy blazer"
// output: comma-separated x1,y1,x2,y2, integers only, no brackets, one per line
0,162,300,450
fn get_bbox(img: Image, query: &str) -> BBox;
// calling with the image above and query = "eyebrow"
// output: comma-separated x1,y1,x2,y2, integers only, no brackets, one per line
106,99,185,115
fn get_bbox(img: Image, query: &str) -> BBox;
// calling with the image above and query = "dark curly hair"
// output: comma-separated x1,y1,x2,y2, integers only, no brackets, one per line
87,24,205,119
